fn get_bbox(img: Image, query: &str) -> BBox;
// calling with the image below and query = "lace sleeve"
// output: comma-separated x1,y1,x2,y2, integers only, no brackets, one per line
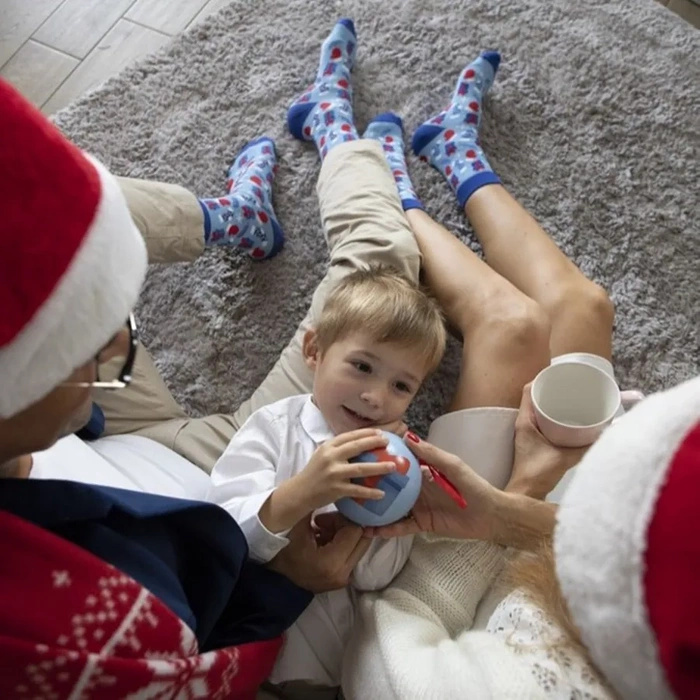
487,590,613,699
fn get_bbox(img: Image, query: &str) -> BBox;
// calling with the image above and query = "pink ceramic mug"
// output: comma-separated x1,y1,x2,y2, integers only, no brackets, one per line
531,361,621,448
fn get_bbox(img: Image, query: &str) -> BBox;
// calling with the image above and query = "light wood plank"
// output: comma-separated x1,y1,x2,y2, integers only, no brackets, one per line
0,0,64,67
189,0,232,28
43,19,170,115
33,0,136,59
668,0,700,27
126,0,210,36
0,40,77,108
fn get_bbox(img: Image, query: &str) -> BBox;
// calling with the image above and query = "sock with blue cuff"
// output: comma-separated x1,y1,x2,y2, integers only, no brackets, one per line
363,113,424,212
412,51,502,208
198,137,284,260
287,19,358,159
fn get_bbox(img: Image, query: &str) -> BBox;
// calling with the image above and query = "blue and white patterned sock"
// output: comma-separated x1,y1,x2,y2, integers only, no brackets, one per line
287,18,358,159
412,51,502,208
363,113,424,211
198,137,284,260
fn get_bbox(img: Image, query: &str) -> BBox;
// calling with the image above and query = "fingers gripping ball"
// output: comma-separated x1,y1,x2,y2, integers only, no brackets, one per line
336,431,422,526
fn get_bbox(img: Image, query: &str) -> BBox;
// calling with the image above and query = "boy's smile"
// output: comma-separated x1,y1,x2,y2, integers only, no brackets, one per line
341,405,376,426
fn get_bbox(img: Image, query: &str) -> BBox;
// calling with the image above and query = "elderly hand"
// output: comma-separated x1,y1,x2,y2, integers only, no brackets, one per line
268,512,370,592
368,432,558,550
505,383,588,499
365,435,500,542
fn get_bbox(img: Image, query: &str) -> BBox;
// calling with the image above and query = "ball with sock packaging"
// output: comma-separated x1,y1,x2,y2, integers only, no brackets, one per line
335,431,422,527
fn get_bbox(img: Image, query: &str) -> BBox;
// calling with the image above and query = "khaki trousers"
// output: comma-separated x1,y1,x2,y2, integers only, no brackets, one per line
93,140,420,474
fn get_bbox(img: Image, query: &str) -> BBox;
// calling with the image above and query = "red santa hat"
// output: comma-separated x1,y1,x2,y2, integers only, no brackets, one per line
0,80,147,418
554,375,700,699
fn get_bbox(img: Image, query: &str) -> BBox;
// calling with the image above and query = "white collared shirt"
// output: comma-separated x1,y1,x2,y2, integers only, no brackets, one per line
208,394,413,591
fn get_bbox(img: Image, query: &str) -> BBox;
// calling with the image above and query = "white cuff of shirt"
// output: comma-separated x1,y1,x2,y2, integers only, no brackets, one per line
244,501,291,563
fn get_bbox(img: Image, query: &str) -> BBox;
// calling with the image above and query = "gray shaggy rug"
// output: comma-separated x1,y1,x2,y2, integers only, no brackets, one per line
54,0,700,434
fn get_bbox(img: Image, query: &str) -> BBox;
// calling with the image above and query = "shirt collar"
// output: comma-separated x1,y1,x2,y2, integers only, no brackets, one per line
300,396,335,445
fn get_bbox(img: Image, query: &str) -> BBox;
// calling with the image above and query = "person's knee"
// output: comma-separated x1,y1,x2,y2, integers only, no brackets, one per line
373,229,421,282
500,298,551,354
335,221,420,283
476,296,551,358
551,280,615,332
583,281,615,330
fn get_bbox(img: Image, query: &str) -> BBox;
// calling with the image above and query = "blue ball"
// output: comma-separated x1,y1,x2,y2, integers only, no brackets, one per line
335,431,422,527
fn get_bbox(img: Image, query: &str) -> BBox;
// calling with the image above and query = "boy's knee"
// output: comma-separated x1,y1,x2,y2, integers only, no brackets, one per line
386,231,421,282
354,227,420,283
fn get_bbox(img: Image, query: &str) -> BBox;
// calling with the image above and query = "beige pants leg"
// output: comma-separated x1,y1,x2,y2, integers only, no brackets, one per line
96,142,420,475
92,177,204,438
118,176,205,263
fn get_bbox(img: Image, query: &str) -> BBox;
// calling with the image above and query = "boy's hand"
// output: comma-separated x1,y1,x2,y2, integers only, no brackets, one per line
297,429,398,510
259,429,396,534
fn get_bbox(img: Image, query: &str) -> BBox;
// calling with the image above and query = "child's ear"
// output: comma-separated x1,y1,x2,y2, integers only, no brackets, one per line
302,329,321,370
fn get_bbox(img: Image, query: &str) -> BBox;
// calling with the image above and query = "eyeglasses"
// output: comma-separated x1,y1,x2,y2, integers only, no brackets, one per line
62,314,139,389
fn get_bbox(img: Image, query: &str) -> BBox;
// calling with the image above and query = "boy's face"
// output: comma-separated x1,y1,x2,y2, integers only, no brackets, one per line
303,330,430,435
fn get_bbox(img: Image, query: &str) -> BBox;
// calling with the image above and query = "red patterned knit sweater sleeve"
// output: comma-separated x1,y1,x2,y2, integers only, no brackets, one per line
0,511,282,699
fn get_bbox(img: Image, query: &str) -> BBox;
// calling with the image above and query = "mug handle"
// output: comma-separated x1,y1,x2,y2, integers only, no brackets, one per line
620,389,645,412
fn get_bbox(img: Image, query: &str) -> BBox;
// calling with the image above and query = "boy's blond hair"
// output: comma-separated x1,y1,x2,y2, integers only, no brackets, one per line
315,265,446,373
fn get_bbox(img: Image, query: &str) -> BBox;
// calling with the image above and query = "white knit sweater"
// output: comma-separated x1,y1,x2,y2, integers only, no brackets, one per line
342,536,613,699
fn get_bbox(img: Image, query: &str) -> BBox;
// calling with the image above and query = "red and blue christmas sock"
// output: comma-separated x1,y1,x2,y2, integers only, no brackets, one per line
198,137,284,260
412,51,502,208
287,18,358,159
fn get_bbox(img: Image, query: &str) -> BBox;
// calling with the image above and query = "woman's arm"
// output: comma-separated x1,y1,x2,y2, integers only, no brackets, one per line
368,384,584,548
492,491,557,549
369,436,557,550
268,514,371,593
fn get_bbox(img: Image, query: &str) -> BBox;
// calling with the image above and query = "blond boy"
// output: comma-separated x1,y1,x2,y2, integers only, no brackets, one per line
209,266,446,688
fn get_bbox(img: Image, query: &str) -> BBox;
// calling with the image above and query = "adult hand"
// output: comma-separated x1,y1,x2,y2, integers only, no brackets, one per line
367,436,499,541
312,511,352,546
506,383,588,499
368,433,558,550
268,513,370,592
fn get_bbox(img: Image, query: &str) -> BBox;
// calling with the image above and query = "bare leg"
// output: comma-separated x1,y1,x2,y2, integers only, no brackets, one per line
407,47,613,361
406,209,550,410
465,185,615,360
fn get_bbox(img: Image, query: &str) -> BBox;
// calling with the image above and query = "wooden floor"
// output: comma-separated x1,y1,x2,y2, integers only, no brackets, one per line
0,0,231,114
1,0,699,116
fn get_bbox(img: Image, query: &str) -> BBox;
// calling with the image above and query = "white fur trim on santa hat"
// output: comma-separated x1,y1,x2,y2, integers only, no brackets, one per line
0,156,147,418
554,375,700,699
